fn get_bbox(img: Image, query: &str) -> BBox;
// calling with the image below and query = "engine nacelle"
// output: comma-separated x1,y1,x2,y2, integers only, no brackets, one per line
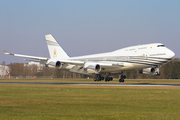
139,67,156,75
46,61,62,69
55,61,62,69
84,62,101,73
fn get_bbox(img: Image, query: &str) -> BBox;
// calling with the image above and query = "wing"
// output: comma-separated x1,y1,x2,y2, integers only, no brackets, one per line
2,49,48,63
3,49,127,75
46,58,125,75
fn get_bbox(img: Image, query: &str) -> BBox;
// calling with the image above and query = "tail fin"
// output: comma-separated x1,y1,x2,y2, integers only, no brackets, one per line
45,34,70,59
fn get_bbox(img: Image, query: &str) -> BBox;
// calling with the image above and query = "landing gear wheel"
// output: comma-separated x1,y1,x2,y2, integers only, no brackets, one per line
119,75,126,83
94,74,105,82
119,79,124,83
105,77,108,82
98,77,101,81
104,77,113,82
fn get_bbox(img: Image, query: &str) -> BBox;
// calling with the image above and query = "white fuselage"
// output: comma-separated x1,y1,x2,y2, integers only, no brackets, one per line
61,43,175,73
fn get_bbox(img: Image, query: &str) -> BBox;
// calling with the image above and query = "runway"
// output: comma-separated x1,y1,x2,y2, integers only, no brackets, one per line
0,82,180,87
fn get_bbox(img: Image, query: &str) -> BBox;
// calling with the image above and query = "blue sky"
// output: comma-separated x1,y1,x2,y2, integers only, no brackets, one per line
1,0,180,64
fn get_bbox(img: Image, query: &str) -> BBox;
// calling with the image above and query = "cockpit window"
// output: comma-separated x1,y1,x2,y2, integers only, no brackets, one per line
157,45,165,47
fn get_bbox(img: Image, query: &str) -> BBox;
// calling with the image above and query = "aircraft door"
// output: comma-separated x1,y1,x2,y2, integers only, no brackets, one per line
126,53,129,61
145,52,149,59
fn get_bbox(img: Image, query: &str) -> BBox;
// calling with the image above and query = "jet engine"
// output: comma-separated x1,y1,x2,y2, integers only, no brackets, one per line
55,61,62,69
46,61,62,69
139,67,156,75
84,62,101,73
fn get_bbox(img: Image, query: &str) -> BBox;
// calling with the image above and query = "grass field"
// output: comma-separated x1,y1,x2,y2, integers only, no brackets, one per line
0,79,180,120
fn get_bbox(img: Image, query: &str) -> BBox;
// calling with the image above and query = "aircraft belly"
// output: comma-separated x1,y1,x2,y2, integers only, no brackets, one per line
101,63,150,73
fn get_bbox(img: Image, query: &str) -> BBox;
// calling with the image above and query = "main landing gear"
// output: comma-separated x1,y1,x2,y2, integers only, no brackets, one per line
94,74,104,81
119,75,126,83
105,77,113,82
94,74,126,83
94,74,113,82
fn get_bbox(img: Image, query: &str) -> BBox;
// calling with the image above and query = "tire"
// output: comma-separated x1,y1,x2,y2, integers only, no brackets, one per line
105,78,108,82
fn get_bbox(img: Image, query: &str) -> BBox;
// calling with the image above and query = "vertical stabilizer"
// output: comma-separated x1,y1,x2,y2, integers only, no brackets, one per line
45,34,70,59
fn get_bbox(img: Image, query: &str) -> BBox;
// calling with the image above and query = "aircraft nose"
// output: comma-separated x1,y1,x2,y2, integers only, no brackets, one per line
168,50,175,59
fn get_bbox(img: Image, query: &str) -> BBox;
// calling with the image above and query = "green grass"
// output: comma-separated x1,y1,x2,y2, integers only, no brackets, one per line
0,83,180,119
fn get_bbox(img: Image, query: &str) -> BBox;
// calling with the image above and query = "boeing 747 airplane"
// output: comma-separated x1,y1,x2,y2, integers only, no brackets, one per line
3,34,175,82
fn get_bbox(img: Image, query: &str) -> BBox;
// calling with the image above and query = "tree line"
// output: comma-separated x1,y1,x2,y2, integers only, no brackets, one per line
1,58,180,79
7,63,81,78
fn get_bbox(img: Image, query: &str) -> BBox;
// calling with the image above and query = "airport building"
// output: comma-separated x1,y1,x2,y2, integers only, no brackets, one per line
0,65,10,78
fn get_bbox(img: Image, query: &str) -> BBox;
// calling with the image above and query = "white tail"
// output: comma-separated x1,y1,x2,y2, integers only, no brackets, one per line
45,34,70,59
